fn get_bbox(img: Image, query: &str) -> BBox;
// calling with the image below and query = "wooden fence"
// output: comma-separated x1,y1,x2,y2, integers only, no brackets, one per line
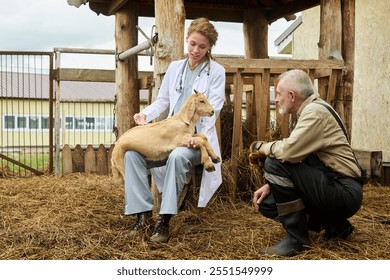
216,58,346,198
61,144,113,175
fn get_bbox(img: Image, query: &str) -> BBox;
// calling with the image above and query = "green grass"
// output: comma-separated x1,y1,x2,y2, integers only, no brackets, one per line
1,151,57,175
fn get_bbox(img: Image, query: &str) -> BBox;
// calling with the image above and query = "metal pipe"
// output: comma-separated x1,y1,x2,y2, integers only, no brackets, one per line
116,40,151,61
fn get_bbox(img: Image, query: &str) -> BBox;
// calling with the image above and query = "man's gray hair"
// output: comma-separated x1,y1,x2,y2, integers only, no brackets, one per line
278,69,315,99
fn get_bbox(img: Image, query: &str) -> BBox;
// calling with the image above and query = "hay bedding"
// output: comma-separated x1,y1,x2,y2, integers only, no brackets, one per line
0,173,389,260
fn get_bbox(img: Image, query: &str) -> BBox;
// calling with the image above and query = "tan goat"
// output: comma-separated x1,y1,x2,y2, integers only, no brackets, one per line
111,90,221,185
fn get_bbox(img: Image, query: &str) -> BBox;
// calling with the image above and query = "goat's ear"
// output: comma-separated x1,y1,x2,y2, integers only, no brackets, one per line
182,97,196,125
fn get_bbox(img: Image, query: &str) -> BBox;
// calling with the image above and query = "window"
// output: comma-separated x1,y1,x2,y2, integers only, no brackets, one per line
29,116,39,129
4,115,15,129
86,117,95,130
17,116,27,129
41,116,49,129
95,117,105,130
105,117,114,131
75,117,84,130
65,116,73,130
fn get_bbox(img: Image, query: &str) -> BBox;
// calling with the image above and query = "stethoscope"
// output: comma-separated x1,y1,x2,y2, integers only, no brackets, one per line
175,57,211,94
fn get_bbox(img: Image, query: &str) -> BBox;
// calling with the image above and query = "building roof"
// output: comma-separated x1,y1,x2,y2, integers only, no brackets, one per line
274,15,302,54
0,71,149,102
68,0,320,23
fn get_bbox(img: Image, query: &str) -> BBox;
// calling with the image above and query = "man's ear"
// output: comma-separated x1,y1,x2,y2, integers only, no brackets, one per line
289,91,296,102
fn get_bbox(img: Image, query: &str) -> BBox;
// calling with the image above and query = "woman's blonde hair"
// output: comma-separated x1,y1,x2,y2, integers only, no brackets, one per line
187,17,218,51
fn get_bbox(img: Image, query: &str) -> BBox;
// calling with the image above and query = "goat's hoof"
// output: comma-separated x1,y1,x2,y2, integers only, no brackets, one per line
204,164,216,172
212,157,221,163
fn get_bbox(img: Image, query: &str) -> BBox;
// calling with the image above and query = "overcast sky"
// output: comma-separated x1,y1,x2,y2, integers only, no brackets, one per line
0,0,294,70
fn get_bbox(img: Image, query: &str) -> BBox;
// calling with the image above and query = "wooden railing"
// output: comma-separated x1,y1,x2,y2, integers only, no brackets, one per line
215,58,345,199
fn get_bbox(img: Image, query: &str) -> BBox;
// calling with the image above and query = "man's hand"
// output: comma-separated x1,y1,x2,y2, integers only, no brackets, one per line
248,141,266,168
253,183,270,211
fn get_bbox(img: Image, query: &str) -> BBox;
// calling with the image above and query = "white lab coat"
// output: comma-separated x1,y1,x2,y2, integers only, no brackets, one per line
141,58,226,207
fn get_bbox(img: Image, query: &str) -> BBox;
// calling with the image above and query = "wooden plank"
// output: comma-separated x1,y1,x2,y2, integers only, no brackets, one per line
216,58,345,70
62,144,72,175
107,144,115,176
245,89,256,139
84,145,96,173
72,144,84,173
230,70,244,201
326,69,339,106
138,75,153,89
258,69,271,140
96,144,108,175
254,74,262,140
0,153,44,176
380,164,390,185
58,68,115,82
354,150,383,182
57,68,152,83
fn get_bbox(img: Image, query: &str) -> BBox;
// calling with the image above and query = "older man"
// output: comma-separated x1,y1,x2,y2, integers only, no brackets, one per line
250,69,364,256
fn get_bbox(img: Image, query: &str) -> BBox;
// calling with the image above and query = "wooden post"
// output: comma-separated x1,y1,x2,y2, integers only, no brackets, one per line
151,0,186,207
243,8,268,141
341,0,355,138
243,8,268,59
318,0,342,107
115,1,139,137
152,0,185,104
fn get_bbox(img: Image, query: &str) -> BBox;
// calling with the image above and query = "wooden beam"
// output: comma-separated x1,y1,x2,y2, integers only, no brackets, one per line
108,0,128,15
58,68,115,82
57,68,152,83
216,58,345,70
266,0,320,23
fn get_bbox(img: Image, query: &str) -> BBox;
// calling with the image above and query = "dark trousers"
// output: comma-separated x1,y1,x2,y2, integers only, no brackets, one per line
259,155,363,229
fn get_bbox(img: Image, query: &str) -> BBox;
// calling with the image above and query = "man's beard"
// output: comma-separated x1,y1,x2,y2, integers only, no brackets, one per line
278,106,286,115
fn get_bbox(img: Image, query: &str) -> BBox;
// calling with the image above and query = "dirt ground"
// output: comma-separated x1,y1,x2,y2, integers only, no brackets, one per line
0,173,389,260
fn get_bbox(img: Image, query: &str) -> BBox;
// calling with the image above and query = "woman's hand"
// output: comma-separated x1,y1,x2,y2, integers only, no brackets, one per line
253,183,270,211
133,113,147,125
186,137,199,149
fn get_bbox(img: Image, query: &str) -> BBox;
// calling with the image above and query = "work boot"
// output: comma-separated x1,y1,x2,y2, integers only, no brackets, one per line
259,199,310,257
129,211,153,237
150,214,171,243
324,219,354,241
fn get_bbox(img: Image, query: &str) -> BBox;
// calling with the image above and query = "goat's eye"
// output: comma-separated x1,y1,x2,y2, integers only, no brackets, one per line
200,100,205,103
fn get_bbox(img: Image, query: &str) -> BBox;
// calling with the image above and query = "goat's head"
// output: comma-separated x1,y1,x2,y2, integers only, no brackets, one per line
181,90,214,124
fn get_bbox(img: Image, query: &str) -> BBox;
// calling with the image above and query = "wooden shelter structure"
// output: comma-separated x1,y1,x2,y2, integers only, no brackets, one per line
68,0,359,197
